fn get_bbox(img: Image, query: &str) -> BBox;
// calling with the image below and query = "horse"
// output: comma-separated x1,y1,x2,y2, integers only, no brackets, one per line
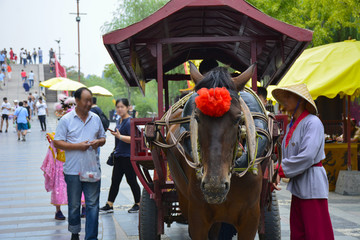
161,62,269,239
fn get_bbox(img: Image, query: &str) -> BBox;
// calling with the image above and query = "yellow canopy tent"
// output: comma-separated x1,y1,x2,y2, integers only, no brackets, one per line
273,40,360,170
277,40,360,100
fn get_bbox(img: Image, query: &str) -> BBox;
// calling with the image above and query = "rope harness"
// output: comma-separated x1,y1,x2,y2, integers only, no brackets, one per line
145,88,277,179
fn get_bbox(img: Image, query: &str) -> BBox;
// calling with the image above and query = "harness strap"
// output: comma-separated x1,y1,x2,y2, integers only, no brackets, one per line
164,106,201,169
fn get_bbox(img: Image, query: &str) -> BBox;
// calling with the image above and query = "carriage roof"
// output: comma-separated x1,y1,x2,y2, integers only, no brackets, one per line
103,0,313,91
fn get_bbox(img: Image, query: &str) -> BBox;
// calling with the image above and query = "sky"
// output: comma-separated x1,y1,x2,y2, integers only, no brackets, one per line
1,0,119,77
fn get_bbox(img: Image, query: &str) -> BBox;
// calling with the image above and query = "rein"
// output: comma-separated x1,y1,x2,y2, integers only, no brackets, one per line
145,89,273,179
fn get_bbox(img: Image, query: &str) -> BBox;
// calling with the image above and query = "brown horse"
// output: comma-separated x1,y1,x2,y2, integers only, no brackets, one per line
163,63,263,239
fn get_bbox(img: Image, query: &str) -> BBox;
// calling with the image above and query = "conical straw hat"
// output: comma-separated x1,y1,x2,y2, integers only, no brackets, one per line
271,83,317,115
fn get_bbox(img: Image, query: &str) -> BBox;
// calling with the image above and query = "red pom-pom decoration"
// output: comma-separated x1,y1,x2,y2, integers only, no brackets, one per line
195,87,232,117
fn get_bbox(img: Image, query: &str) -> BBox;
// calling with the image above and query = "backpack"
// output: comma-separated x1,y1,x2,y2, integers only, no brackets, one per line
91,106,110,131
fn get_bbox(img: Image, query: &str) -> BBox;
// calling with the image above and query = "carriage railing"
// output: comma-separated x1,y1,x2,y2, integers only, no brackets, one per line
130,118,176,197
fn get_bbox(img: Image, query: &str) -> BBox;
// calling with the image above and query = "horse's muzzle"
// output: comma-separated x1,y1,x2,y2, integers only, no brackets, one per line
200,180,230,204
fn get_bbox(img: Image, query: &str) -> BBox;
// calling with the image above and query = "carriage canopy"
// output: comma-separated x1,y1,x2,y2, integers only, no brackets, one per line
103,0,313,93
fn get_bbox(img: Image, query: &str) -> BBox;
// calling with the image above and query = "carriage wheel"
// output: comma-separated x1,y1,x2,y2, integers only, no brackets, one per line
259,191,281,240
139,188,161,240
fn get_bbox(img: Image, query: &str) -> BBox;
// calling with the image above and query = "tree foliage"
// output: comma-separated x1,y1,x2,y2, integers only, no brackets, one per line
102,0,170,33
247,0,360,46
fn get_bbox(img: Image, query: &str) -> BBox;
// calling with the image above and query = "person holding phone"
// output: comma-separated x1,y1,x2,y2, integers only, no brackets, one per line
100,98,141,214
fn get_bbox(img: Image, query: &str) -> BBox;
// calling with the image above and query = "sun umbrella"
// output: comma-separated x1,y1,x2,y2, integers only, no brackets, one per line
277,40,360,100
88,86,113,97
40,77,69,88
48,79,86,91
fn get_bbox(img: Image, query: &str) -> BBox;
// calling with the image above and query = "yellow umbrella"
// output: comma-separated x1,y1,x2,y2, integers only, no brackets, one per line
40,77,69,88
48,79,86,91
88,86,113,96
277,40,360,100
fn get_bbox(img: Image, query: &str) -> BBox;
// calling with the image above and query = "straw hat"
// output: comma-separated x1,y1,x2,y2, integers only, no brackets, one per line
272,83,317,115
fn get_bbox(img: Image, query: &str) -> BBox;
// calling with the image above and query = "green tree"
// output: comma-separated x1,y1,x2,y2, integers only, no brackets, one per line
102,0,170,33
247,0,360,46
102,0,189,117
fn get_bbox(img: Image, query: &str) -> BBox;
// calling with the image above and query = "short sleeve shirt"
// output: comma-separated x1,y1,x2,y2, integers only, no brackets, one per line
54,110,106,175
14,107,28,124
28,72,34,80
114,117,131,157
36,102,47,116
1,102,11,115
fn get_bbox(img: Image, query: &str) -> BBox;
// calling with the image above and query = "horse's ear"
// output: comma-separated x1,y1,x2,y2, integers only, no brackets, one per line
188,61,204,84
232,63,257,91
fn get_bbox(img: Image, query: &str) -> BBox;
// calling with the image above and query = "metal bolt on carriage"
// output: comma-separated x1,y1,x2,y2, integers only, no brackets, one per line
103,0,313,238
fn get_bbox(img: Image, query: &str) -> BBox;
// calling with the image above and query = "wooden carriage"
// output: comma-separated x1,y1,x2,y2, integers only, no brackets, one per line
103,0,313,238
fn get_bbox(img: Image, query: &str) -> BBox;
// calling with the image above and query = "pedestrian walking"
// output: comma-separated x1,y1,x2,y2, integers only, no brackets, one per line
0,97,11,133
21,69,27,80
38,47,43,64
27,51,32,64
28,96,34,117
19,48,24,65
272,84,334,240
0,71,4,90
7,65,12,80
22,73,30,94
49,48,55,64
36,97,48,131
28,70,35,88
53,87,106,240
23,100,31,132
0,51,5,65
33,91,39,103
22,50,27,67
14,101,29,141
9,48,14,62
100,98,141,214
1,62,6,73
32,48,37,64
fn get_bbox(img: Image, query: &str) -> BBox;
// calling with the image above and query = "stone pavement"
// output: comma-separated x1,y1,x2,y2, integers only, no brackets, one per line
0,116,359,239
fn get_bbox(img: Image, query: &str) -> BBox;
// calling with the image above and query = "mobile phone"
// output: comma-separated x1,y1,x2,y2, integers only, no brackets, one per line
107,128,115,132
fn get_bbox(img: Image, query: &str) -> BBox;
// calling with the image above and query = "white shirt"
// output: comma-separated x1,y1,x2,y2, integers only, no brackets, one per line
36,101,47,116
1,102,11,115
28,72,34,80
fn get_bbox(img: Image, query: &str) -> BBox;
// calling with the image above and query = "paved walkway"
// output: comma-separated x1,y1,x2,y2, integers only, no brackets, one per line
0,116,359,239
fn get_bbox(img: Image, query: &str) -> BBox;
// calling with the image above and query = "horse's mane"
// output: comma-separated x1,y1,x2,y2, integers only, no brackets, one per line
194,67,235,91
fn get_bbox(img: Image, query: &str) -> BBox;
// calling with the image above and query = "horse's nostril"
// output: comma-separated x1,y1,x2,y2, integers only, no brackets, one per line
224,182,229,191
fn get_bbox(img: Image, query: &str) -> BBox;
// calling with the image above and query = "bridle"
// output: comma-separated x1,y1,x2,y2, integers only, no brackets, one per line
147,90,273,179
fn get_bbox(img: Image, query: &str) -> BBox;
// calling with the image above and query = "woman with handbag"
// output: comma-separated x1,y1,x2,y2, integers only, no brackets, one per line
100,98,141,213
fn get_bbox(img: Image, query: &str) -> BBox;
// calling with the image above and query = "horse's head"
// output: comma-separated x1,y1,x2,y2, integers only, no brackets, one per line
189,62,256,204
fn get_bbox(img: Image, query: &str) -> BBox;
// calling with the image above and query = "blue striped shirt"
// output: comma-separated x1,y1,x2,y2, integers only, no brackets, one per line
54,109,106,175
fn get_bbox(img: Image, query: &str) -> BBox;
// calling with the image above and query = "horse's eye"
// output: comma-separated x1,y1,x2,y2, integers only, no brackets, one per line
234,116,242,125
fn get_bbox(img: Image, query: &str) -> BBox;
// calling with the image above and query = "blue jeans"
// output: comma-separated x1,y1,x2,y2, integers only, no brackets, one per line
64,174,101,240
29,79,34,87
39,56,43,63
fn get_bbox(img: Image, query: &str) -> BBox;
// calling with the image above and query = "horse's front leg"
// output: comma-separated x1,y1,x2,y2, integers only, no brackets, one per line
187,205,212,240
235,206,261,240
